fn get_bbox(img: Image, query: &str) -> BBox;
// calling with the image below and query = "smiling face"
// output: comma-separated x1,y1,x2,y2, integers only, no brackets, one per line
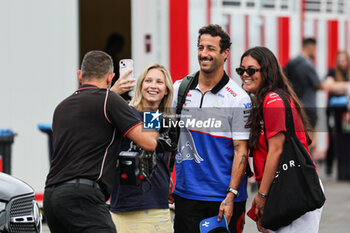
140,68,168,110
240,55,263,94
197,34,228,74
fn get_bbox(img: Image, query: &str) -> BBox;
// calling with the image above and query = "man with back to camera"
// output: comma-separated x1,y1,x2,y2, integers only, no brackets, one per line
43,50,158,233
172,24,251,233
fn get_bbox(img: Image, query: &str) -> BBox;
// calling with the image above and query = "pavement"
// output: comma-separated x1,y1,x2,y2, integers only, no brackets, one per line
43,162,350,232
244,161,350,233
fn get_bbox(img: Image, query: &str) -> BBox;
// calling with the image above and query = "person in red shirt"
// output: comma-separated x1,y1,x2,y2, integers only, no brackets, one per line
236,46,323,233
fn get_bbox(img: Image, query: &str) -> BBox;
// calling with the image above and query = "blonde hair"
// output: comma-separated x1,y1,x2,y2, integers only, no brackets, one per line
130,64,174,115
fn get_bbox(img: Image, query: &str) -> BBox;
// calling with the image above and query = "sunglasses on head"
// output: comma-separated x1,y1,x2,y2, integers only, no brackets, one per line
235,67,261,76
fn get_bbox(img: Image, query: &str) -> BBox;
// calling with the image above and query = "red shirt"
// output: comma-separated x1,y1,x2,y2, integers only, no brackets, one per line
253,92,312,184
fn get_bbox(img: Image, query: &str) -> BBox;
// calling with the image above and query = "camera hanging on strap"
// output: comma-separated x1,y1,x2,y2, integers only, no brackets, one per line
118,141,157,189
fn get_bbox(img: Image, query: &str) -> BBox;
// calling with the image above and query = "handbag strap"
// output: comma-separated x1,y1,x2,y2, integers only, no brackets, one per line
275,91,296,137
263,125,269,152
263,91,296,150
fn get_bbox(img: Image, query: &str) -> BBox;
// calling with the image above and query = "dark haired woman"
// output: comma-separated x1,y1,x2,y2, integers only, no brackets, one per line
236,46,323,232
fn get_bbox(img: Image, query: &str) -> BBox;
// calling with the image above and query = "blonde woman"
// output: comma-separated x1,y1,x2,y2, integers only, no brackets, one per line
110,64,174,233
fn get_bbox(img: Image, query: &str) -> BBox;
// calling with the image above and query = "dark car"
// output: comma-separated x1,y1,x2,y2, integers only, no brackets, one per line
0,172,42,233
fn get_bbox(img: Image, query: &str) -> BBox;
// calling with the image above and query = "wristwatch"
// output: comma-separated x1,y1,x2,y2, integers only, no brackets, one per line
226,187,239,198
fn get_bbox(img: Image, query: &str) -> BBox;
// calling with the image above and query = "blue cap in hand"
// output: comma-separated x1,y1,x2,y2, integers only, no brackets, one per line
199,215,231,233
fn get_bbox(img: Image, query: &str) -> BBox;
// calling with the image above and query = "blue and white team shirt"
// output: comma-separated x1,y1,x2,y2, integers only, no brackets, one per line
172,72,252,202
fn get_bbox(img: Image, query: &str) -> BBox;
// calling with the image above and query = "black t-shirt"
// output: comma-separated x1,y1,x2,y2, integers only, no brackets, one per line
327,69,349,82
327,68,349,107
45,84,141,194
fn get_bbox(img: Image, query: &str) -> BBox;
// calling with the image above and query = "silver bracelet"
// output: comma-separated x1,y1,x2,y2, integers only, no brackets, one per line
258,191,268,198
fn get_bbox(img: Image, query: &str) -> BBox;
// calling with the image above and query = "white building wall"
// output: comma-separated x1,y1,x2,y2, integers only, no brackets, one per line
317,19,328,79
304,18,315,38
338,19,345,51
290,13,301,59
189,0,207,74
264,16,278,56
231,14,246,82
0,0,79,192
316,19,328,154
211,0,224,25
131,0,169,83
248,15,261,48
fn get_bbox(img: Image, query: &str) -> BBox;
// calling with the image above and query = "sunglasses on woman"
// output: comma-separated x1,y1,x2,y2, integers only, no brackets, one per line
235,67,261,76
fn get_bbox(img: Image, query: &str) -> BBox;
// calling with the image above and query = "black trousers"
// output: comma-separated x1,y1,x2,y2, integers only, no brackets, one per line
174,194,246,233
43,182,116,233
326,109,336,174
334,109,350,180
326,107,350,180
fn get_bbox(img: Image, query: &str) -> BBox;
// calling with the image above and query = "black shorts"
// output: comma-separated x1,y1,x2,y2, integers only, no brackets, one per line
174,194,246,233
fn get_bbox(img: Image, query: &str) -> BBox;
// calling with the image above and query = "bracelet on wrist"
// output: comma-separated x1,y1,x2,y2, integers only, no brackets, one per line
258,191,268,199
226,187,239,198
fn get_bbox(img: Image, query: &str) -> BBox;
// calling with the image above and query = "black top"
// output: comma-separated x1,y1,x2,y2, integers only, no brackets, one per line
327,68,349,108
327,69,350,82
45,84,141,195
110,107,171,212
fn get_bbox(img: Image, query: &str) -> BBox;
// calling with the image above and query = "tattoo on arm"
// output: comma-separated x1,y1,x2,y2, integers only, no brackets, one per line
238,154,248,169
222,198,231,206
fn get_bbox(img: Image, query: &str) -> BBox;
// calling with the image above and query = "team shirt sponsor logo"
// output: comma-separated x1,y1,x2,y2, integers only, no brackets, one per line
225,86,237,97
243,102,252,109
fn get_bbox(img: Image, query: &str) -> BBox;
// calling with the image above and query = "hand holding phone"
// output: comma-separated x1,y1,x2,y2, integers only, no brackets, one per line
119,59,134,80
110,59,135,95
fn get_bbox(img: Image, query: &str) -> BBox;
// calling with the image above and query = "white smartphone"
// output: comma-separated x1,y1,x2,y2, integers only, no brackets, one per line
119,59,134,80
